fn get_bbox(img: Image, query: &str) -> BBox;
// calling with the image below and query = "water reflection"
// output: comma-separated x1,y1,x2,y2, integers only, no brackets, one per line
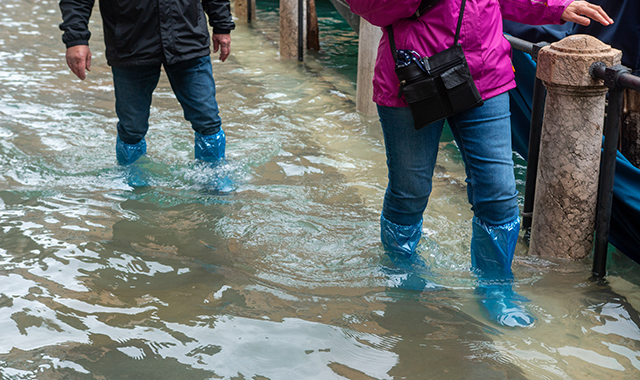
1,0,640,379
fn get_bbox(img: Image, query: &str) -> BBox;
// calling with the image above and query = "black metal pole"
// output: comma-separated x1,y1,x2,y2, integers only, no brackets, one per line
247,0,252,23
503,34,535,56
520,42,548,233
298,0,303,61
522,75,546,231
592,63,631,278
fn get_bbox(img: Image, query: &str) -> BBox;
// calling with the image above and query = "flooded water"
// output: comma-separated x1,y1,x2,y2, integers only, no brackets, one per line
1,0,640,379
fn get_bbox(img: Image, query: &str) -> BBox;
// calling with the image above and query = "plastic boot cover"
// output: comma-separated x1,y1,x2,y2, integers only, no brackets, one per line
116,136,148,188
380,214,422,260
116,136,146,166
471,217,535,327
380,215,439,291
194,130,234,194
194,130,225,164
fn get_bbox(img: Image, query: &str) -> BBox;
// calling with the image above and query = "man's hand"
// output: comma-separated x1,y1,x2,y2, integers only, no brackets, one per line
212,34,231,62
66,45,92,80
562,1,614,27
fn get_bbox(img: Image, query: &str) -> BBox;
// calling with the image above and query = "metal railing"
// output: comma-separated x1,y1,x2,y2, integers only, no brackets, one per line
504,35,548,234
505,34,640,278
590,63,640,277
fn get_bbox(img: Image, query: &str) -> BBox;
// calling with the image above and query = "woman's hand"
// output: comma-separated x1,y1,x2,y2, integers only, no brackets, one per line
561,1,614,27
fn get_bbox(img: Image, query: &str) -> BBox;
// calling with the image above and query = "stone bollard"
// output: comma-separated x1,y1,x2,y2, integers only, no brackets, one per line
529,35,621,259
356,20,382,116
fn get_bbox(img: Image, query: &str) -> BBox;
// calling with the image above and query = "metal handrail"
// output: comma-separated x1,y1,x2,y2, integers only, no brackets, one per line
504,34,549,234
505,34,640,278
590,62,639,278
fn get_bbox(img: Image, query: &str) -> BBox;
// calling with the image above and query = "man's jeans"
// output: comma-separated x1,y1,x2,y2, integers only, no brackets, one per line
112,55,222,145
377,92,519,227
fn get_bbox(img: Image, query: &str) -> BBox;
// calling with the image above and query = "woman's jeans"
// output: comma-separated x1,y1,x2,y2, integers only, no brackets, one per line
111,55,222,145
378,92,519,227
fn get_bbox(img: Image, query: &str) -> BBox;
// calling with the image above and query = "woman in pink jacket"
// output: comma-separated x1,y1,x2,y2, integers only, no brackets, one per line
347,0,612,327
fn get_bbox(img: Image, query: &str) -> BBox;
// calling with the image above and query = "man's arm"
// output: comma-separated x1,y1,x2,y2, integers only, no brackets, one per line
59,0,95,79
202,0,236,62
501,0,612,27
561,0,613,26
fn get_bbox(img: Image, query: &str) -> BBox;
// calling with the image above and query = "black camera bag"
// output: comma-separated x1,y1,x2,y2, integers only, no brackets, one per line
389,0,483,130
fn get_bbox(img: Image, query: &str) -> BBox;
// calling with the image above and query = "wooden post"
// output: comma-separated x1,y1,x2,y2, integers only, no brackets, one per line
529,35,621,259
307,0,320,51
356,19,382,116
621,89,640,168
280,0,305,59
234,0,255,22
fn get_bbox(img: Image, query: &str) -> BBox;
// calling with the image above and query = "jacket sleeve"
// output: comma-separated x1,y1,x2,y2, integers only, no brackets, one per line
58,0,95,47
500,0,574,25
202,0,236,34
345,0,422,27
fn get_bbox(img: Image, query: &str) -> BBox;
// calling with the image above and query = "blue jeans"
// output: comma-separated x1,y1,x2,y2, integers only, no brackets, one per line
112,56,222,145
378,92,519,227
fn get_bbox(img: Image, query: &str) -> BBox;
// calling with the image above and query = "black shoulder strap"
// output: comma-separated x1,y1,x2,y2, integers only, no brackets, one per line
387,25,397,62
454,0,467,45
387,0,467,61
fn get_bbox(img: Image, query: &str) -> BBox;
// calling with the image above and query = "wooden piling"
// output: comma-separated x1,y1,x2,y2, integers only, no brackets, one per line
234,0,255,21
307,0,320,51
356,19,382,116
280,0,305,59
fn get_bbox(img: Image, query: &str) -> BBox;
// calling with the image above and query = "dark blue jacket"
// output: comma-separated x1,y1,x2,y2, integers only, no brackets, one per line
504,0,639,74
59,0,235,67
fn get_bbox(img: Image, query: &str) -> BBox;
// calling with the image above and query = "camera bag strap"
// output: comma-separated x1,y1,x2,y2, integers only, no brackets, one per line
387,0,467,63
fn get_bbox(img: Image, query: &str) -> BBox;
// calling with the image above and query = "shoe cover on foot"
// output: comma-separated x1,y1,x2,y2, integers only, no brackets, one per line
116,136,146,166
195,130,235,193
471,217,535,327
123,164,149,188
380,215,439,291
381,215,423,266
195,130,225,164
476,285,536,327
116,136,149,188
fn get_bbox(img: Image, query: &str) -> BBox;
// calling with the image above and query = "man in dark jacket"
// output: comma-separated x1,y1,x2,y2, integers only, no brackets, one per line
59,0,236,189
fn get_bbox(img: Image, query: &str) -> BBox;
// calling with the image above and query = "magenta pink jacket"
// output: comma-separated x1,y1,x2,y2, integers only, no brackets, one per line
347,0,573,107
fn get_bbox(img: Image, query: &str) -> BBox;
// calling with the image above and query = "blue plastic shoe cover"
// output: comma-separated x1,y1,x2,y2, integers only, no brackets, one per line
116,136,146,166
470,217,519,281
380,214,422,259
123,165,149,188
194,130,225,164
380,215,441,292
475,284,535,327
194,130,234,194
115,136,148,187
471,217,535,327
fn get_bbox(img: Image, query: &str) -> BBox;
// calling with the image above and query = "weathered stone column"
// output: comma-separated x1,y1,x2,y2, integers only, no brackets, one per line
356,19,382,116
279,0,305,59
529,35,621,259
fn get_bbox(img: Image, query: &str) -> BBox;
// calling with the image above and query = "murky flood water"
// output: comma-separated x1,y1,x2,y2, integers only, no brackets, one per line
1,1,639,379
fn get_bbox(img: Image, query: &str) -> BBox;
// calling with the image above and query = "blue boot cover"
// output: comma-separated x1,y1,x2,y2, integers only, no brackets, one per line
194,130,225,164
116,136,146,166
380,215,439,291
116,136,148,188
471,217,535,327
194,130,235,194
